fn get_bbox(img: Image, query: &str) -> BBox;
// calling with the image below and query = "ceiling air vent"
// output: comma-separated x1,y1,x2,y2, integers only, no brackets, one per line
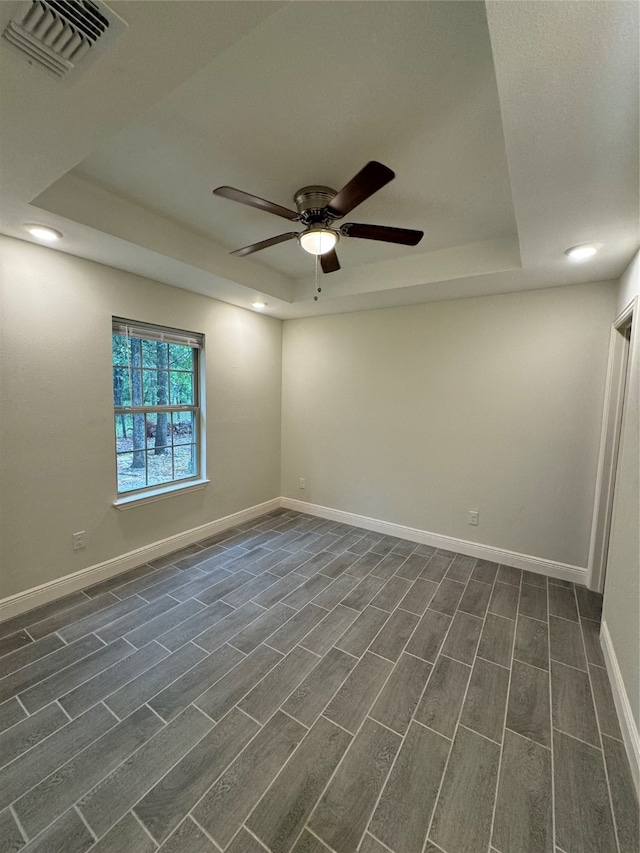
2,0,127,82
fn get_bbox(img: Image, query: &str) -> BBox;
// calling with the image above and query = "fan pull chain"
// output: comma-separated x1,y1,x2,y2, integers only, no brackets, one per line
314,254,322,301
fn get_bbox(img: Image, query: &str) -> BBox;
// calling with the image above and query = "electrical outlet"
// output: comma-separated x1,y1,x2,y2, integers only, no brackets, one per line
468,510,479,526
72,531,86,550
298,478,306,489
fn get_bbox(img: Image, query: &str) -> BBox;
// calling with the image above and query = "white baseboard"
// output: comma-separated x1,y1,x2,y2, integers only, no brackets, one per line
281,498,587,584
0,495,588,625
600,620,640,797
0,498,280,623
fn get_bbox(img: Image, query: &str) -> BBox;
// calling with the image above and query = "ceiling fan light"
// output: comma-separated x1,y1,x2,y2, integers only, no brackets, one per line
299,227,338,256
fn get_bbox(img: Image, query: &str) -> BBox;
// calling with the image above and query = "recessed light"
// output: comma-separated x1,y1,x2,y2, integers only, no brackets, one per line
565,243,599,261
251,301,267,310
24,224,63,242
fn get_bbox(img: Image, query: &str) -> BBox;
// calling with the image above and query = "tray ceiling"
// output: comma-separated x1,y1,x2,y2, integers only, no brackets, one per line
1,1,637,317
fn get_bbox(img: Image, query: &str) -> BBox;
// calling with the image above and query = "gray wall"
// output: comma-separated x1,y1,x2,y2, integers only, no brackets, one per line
0,236,283,598
0,233,625,614
281,281,617,567
603,252,640,735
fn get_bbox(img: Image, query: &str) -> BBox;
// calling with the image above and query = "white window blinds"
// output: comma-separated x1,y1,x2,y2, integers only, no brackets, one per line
112,318,203,349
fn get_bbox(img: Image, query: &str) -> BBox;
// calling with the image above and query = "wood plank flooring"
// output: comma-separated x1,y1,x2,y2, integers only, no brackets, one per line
0,509,636,853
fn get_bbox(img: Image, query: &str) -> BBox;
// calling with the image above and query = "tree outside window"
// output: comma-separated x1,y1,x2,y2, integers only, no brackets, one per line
112,318,203,495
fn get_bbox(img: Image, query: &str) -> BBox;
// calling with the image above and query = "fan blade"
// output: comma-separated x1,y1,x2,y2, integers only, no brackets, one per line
231,232,298,257
340,222,423,245
325,161,395,218
321,249,340,273
213,186,299,221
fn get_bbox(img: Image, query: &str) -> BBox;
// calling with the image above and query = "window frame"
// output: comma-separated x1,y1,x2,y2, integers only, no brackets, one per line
111,317,207,506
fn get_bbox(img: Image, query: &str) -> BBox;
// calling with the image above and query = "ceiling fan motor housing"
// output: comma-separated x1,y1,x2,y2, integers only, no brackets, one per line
294,186,337,225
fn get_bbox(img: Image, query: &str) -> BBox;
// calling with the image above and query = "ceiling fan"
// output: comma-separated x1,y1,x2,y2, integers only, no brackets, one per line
212,161,424,274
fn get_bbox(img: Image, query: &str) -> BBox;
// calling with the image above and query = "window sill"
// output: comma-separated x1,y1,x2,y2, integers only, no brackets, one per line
113,478,210,510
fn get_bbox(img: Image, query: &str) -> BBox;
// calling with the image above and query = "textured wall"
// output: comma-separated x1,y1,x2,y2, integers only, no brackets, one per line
282,281,616,567
0,236,283,597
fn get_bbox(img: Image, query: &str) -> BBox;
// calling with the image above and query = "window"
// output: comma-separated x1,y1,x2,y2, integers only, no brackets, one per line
112,318,204,497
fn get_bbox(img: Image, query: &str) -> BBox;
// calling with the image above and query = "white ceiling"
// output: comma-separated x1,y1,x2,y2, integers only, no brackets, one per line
1,0,638,319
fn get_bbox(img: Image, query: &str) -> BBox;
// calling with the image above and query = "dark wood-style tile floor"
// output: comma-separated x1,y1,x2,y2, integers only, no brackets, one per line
0,510,637,853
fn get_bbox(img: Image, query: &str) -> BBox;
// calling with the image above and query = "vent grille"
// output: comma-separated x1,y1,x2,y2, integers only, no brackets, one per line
46,1,110,43
2,0,127,81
